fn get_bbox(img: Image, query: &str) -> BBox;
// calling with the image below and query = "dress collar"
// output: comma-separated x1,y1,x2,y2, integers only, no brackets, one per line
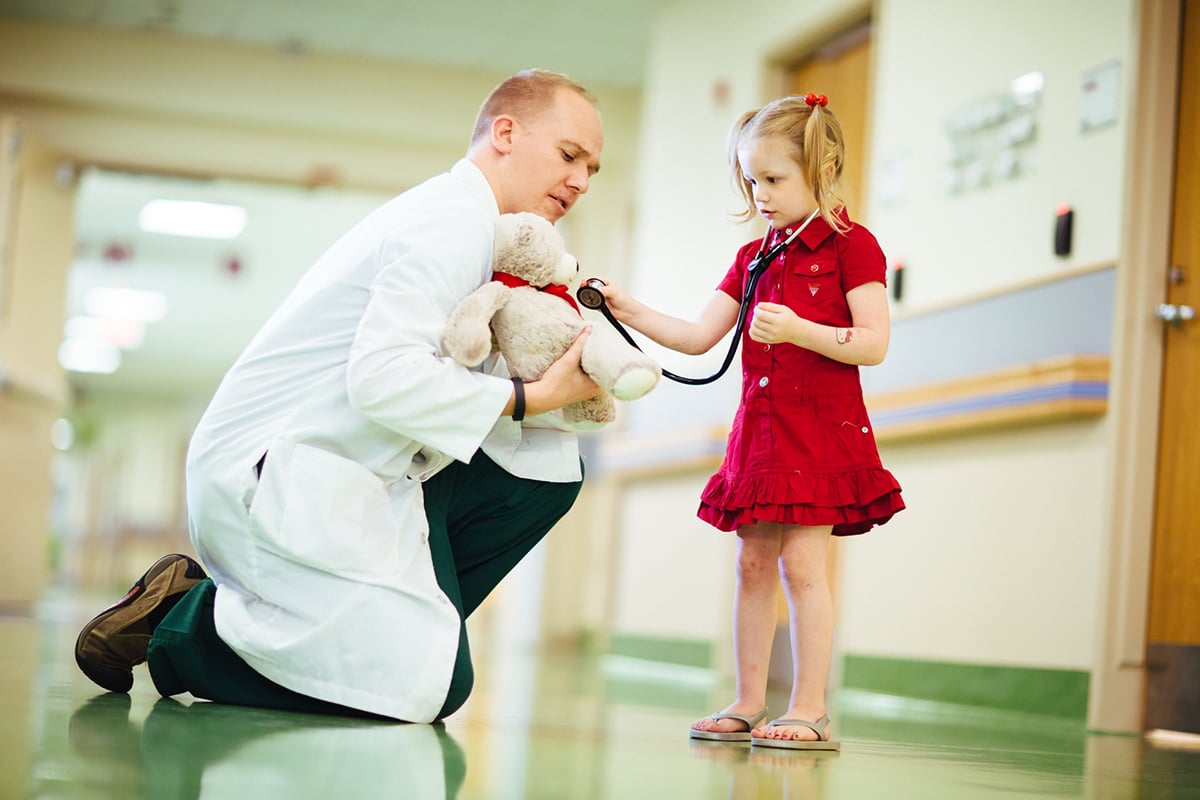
770,208,848,251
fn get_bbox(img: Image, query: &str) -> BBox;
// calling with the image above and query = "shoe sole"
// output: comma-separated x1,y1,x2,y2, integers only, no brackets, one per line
74,554,205,693
689,730,753,742
750,737,841,751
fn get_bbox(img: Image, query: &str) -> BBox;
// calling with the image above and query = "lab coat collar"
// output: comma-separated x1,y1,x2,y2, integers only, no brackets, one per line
451,160,501,220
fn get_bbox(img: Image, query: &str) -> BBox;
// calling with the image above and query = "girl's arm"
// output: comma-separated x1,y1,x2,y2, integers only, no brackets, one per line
595,283,740,355
749,281,891,366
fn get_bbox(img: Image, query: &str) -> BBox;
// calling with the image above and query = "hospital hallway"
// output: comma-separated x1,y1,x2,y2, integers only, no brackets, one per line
0,587,1195,800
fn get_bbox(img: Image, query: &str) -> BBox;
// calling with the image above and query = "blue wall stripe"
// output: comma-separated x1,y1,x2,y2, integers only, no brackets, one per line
871,381,1109,427
862,267,1116,396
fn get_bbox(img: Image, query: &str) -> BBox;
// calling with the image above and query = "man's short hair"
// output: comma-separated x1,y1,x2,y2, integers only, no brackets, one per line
470,69,598,146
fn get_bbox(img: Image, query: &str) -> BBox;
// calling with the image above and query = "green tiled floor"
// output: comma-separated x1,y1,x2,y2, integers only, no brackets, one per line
4,588,1199,799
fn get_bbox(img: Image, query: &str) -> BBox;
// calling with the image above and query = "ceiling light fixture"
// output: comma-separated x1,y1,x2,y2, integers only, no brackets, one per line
138,198,248,239
83,287,168,322
65,315,146,349
58,339,121,374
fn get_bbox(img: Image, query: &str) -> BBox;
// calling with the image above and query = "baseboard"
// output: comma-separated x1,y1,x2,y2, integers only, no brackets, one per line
841,653,1090,720
608,633,712,669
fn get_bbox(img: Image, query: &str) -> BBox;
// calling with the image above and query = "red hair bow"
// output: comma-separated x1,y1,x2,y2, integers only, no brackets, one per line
804,93,829,107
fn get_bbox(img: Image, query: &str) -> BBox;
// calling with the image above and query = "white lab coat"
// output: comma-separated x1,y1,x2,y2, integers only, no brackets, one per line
185,160,581,722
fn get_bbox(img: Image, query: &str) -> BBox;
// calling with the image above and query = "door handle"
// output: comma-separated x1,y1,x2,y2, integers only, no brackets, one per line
1155,303,1196,328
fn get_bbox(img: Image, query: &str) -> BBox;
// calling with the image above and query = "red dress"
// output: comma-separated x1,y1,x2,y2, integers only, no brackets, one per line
698,211,905,536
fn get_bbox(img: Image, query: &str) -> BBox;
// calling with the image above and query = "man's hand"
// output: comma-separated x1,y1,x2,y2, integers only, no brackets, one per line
509,328,600,418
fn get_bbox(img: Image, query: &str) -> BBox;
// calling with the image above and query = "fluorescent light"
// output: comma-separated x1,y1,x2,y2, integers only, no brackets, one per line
58,339,121,374
138,198,247,239
84,287,168,322
65,315,146,349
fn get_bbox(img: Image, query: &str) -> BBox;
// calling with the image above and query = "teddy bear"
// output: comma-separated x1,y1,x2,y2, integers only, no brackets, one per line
442,212,660,427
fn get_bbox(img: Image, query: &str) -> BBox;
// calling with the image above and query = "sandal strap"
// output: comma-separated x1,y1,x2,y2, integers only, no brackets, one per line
708,707,769,729
764,715,831,740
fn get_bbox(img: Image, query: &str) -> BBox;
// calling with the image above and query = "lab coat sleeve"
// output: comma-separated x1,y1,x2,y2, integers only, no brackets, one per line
345,215,512,464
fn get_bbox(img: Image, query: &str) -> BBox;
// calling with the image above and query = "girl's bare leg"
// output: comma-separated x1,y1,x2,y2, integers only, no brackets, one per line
691,522,781,734
752,525,834,742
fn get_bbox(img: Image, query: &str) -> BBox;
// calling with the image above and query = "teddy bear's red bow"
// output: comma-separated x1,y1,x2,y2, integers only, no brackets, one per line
491,271,581,315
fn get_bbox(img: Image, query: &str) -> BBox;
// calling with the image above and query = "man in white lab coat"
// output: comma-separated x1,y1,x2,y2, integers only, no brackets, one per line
75,69,605,722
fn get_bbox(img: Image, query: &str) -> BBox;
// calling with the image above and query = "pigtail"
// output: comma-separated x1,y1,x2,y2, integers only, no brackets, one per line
802,102,849,233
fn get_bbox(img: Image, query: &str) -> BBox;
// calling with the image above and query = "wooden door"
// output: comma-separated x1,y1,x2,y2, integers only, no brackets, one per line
765,25,872,690
787,25,872,218
1144,0,1200,734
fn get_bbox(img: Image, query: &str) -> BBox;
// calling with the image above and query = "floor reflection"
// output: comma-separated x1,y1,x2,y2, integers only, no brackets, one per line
7,588,1200,799
66,694,466,800
689,738,834,799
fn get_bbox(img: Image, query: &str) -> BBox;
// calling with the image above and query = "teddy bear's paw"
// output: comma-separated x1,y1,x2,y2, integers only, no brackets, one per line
442,327,492,367
567,418,608,431
563,395,615,427
611,366,660,401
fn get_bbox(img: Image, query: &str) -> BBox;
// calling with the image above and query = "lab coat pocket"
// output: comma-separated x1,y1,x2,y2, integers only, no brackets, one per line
252,443,407,584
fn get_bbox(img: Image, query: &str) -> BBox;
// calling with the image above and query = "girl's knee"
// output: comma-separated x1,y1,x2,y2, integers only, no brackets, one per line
778,558,826,592
735,547,777,584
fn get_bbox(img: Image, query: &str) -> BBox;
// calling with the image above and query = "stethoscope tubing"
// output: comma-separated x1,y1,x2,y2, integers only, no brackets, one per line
576,209,820,385
579,263,768,385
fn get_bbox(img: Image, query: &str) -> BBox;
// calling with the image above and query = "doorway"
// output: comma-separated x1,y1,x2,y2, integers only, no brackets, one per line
766,20,874,691
1143,0,1200,735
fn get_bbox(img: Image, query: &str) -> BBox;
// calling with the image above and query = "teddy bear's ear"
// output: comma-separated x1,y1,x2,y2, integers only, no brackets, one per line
515,222,535,248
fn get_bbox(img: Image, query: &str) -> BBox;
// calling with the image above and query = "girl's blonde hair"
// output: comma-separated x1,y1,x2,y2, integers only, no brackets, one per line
728,95,849,233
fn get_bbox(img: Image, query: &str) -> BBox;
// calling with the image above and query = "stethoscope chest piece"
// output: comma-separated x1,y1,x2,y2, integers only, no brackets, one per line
577,279,607,311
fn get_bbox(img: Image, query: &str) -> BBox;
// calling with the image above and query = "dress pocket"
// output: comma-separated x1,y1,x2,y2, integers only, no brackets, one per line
786,258,839,308
813,393,880,468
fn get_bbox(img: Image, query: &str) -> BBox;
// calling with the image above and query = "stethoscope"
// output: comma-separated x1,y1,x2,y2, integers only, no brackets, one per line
576,207,820,385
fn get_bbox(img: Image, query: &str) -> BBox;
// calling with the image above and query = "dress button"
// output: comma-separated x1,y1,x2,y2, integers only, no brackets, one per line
759,376,769,387
764,344,771,352
810,264,820,273
861,426,869,433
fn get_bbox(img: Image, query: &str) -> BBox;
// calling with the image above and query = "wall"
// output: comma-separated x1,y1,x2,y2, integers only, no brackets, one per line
604,0,1136,695
0,0,1152,723
0,18,643,593
0,117,75,607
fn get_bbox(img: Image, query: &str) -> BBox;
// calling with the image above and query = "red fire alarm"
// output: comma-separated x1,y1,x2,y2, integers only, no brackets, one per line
1055,205,1073,257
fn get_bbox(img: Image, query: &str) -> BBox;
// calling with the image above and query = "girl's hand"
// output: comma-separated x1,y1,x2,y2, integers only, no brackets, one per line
584,277,635,321
749,302,800,345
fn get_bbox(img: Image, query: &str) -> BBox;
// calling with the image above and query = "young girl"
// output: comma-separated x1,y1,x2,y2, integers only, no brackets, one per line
594,93,904,750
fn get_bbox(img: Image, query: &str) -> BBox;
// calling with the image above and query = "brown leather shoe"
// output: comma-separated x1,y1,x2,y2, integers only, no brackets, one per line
74,554,206,693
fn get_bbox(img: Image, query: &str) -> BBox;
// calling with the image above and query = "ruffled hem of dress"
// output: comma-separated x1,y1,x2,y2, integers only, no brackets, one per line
698,467,905,536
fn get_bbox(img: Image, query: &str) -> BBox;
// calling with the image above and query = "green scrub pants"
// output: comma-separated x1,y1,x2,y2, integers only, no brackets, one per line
145,451,583,720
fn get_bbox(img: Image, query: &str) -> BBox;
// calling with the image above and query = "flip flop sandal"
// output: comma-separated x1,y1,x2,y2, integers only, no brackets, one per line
750,715,841,750
689,707,769,742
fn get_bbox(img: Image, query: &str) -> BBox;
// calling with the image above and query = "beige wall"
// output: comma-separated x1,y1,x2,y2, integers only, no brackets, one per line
0,0,1167,734
602,0,1147,731
0,17,643,596
0,117,75,607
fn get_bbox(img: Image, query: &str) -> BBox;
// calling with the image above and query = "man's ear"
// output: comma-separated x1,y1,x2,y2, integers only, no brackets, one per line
491,115,516,155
